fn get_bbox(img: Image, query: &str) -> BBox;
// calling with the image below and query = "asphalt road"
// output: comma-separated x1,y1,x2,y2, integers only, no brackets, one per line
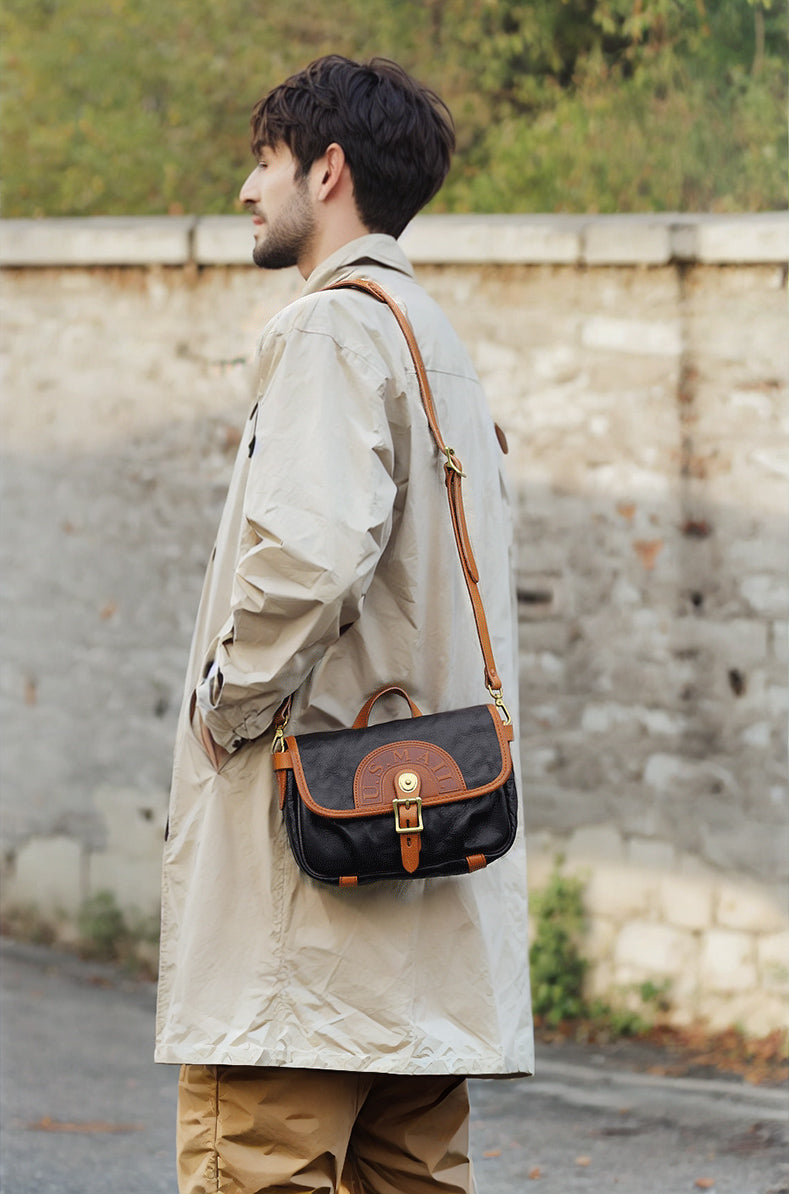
1,939,787,1194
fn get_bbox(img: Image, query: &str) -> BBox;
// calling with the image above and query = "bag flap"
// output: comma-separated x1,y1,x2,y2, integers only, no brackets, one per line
285,704,513,819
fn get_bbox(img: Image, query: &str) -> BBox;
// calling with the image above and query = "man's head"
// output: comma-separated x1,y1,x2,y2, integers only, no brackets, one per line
247,56,455,243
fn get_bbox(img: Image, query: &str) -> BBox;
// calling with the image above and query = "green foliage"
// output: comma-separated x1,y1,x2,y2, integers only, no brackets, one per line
3,891,159,975
77,890,129,960
638,978,673,1012
585,997,649,1037
442,56,787,212
1,0,786,215
529,861,674,1036
583,980,672,1038
529,862,588,1025
76,890,159,971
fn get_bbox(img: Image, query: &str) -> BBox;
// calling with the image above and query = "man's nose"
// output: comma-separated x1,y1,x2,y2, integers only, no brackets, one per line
239,169,258,205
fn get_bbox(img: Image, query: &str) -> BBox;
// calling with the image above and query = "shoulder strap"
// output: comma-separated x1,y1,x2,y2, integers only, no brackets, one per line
325,277,508,711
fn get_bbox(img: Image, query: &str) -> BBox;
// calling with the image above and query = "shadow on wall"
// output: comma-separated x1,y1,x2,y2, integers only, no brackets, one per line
0,428,786,888
512,479,787,882
0,256,786,937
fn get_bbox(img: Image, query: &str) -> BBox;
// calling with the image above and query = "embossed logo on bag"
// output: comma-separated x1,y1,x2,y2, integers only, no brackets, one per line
353,742,465,811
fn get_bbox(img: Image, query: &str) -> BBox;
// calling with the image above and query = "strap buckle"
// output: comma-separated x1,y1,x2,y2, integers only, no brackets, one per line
442,447,466,477
393,796,423,834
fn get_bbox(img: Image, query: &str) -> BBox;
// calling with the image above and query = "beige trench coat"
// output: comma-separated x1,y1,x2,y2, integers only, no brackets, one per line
155,235,533,1076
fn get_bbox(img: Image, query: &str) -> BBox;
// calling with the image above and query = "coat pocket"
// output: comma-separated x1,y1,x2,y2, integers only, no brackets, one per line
188,690,236,774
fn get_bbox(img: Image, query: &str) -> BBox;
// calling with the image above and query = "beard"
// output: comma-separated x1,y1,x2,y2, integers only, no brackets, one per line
252,180,316,270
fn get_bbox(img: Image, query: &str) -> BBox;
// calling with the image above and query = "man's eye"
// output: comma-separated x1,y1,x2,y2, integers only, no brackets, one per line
257,162,267,170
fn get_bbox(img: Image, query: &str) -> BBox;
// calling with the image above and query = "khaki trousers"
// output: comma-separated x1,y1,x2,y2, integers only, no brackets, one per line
177,1065,475,1194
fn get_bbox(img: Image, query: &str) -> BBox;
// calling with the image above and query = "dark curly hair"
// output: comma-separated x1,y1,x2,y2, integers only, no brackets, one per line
249,56,455,239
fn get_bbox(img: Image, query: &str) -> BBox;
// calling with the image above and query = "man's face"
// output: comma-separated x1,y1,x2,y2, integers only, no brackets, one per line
239,142,316,271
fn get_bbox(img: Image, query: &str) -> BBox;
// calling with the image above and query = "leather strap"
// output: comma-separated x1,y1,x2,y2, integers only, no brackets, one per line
326,278,503,694
397,801,422,873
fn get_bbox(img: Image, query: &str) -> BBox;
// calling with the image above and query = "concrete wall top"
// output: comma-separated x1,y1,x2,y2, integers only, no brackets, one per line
1,212,786,268
0,216,195,267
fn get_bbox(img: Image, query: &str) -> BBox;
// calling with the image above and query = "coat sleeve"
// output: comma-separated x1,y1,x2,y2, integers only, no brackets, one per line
195,319,397,750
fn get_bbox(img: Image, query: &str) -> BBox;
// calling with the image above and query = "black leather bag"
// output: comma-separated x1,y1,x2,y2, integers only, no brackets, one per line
275,687,518,886
272,280,518,885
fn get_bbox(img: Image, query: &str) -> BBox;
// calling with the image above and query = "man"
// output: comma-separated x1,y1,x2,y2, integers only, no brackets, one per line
156,55,532,1194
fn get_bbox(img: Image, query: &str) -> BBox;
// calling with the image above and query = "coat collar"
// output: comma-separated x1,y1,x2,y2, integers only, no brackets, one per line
301,234,415,296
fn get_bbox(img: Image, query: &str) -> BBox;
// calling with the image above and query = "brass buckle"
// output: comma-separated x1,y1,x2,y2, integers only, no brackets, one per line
393,796,423,834
442,447,466,477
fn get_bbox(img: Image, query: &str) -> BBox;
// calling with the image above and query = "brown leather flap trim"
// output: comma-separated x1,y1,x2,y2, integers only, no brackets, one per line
466,854,487,872
354,742,464,812
284,705,513,820
339,875,358,887
272,749,293,771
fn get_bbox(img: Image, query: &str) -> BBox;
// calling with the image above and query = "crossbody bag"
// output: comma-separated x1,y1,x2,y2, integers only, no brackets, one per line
272,278,518,885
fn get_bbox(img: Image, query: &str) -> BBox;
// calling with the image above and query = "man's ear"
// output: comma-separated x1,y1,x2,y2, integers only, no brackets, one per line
313,142,348,201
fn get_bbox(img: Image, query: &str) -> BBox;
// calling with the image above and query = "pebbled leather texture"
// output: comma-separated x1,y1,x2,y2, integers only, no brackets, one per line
280,703,518,885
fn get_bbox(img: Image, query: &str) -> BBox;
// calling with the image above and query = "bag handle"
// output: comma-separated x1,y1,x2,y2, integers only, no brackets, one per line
325,278,508,715
352,685,424,729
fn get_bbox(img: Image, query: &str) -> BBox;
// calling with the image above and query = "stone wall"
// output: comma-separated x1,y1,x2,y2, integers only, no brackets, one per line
1,213,787,1034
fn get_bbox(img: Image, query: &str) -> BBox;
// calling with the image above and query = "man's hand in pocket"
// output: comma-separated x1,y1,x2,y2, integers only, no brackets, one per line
197,712,230,770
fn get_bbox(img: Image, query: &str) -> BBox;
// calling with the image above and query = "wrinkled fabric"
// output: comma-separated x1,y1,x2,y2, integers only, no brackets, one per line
155,234,534,1076
177,1066,474,1194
